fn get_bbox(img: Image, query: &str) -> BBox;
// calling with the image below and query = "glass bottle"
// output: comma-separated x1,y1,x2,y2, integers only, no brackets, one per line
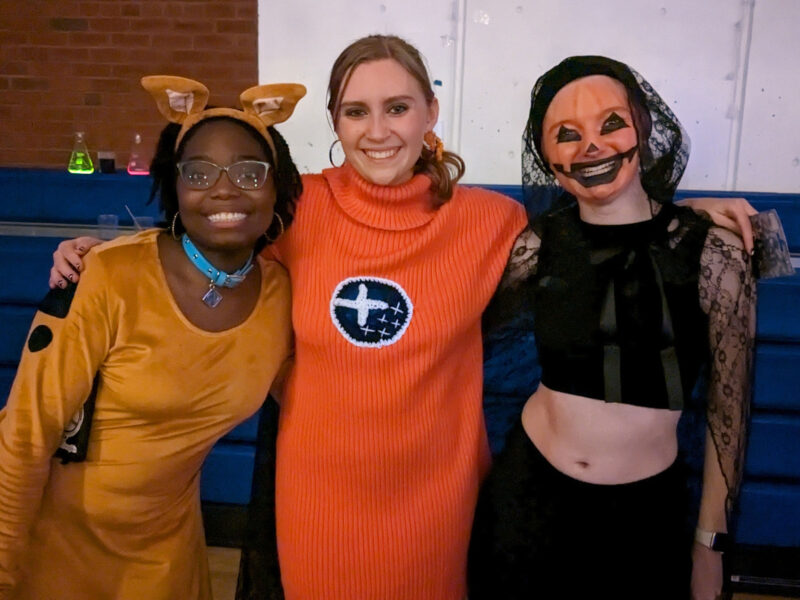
68,131,94,174
127,133,149,175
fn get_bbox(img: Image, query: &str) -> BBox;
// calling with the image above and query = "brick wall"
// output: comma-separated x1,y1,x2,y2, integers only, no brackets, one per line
0,0,258,169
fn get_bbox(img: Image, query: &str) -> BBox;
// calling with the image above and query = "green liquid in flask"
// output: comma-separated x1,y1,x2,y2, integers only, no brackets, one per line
68,132,94,174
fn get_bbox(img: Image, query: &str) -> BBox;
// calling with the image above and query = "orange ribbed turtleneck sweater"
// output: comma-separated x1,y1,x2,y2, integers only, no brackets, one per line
270,165,527,599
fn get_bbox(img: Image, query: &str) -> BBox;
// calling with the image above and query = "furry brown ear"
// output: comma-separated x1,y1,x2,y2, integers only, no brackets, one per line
140,76,210,124
240,83,307,127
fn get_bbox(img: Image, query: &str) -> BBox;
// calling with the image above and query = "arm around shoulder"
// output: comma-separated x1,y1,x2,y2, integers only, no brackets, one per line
691,226,756,599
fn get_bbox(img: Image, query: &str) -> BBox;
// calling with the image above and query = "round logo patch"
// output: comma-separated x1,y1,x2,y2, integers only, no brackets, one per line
330,276,413,348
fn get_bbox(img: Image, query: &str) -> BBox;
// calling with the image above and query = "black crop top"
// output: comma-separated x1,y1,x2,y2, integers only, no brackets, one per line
488,198,755,512
531,202,710,410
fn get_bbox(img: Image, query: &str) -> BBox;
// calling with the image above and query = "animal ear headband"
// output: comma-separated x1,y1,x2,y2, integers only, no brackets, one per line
140,75,306,164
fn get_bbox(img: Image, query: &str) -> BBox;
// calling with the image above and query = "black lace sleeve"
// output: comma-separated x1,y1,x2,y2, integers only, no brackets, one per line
482,226,543,455
698,227,756,515
482,226,541,336
750,209,795,280
498,226,541,292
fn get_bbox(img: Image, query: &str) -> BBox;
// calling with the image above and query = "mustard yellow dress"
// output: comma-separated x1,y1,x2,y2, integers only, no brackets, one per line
0,230,291,600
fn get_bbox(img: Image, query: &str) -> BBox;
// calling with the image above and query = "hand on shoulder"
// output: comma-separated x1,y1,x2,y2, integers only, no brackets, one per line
680,196,756,255
49,236,102,289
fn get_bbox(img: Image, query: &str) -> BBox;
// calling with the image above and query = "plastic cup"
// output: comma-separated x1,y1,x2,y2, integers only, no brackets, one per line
133,216,155,229
97,214,119,239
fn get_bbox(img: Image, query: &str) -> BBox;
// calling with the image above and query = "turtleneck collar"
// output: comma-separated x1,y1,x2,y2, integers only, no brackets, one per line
322,162,438,231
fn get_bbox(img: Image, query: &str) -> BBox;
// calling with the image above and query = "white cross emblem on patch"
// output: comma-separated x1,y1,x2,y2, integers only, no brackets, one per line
330,276,413,347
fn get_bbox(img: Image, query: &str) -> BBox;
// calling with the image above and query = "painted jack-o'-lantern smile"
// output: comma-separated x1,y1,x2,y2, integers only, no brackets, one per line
553,145,638,188
542,75,640,204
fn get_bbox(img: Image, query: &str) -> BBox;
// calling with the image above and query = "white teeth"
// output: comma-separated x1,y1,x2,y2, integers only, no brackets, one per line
364,148,399,159
579,161,616,177
208,212,246,223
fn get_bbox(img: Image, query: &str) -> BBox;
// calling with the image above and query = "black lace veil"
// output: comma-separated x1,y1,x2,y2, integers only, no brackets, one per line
522,55,690,216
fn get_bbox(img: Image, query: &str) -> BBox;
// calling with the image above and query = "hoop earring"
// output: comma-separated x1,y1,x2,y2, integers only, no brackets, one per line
328,138,344,167
170,212,181,241
264,212,285,244
423,130,444,162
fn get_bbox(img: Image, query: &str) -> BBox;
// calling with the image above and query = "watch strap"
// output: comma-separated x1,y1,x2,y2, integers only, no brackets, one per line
695,528,730,552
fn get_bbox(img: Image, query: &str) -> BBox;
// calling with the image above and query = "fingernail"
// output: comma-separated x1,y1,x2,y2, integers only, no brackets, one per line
74,263,81,272
59,280,65,288
67,274,73,281
77,246,85,252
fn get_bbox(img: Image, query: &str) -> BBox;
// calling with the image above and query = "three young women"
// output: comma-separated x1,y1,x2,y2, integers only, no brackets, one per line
46,38,758,599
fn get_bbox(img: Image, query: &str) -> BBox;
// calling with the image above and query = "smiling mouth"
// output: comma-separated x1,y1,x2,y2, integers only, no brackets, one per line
553,145,638,188
363,148,399,160
208,212,247,224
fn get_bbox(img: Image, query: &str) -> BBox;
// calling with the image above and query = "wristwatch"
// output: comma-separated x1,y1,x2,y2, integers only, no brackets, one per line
695,528,731,553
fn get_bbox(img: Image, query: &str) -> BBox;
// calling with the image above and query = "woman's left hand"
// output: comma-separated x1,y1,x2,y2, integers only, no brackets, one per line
679,197,757,255
691,542,724,600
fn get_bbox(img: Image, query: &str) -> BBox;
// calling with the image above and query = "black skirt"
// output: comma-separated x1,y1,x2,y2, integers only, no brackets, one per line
468,421,693,599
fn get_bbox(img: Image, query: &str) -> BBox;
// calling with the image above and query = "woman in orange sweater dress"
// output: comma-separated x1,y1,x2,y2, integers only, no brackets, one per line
49,36,757,600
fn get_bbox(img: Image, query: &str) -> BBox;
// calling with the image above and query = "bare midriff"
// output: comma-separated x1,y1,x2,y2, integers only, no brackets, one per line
521,383,681,484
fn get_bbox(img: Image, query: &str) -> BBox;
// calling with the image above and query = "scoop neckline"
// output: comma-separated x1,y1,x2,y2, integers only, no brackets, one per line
149,230,271,336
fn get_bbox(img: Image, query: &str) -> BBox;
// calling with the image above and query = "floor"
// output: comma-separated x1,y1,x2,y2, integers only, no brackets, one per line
207,547,792,600
209,547,240,600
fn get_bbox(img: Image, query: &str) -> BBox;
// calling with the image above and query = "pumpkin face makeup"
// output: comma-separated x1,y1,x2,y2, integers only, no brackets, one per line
541,75,640,204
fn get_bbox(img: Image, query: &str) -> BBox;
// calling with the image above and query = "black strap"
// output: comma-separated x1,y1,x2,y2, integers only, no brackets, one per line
600,277,622,404
649,252,684,410
599,249,684,409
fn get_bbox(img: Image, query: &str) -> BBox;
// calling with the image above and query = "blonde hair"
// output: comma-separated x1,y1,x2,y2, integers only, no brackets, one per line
327,35,465,204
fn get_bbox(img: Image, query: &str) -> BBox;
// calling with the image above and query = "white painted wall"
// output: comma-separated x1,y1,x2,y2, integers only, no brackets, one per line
258,0,800,193
736,0,800,192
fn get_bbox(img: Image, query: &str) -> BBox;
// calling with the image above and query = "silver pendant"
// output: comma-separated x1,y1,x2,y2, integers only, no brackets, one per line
202,285,223,308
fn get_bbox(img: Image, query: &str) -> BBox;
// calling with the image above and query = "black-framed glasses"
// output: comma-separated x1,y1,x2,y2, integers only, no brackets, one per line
176,160,271,190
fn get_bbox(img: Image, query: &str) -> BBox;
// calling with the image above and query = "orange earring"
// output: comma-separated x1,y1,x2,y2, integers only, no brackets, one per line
424,130,444,162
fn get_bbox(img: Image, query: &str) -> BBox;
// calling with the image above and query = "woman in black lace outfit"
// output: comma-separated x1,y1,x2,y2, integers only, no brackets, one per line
469,56,756,600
